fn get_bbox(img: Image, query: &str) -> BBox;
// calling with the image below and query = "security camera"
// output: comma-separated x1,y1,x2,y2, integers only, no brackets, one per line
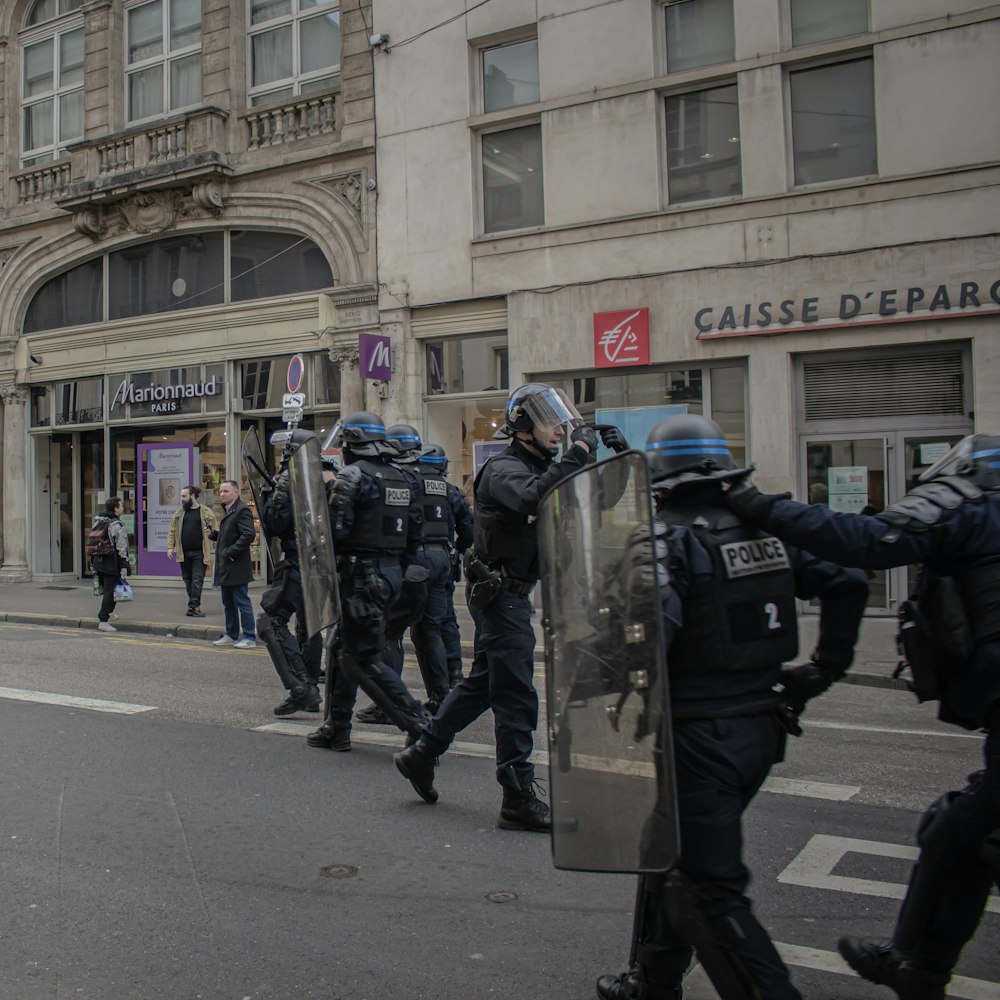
29,354,42,365
369,32,389,48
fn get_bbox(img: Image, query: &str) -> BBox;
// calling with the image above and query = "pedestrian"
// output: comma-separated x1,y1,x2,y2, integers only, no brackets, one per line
726,432,1000,1000
306,412,431,752
88,496,130,633
393,383,610,830
165,484,217,617
207,479,257,649
594,414,869,1000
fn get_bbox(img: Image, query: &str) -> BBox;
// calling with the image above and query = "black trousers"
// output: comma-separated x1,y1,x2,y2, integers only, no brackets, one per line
98,572,119,622
180,552,206,610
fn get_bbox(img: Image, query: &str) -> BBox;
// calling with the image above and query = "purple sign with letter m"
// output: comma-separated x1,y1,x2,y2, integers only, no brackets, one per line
359,332,392,382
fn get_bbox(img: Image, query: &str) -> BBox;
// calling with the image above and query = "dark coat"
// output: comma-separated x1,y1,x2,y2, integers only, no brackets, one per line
209,497,256,587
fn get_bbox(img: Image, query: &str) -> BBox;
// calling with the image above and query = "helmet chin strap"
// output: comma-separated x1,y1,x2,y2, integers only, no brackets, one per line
516,428,557,458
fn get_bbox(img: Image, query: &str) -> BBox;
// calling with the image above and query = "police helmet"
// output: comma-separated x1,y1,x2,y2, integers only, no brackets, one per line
645,414,750,490
493,383,582,439
271,428,319,471
420,443,449,473
386,423,422,457
325,411,387,458
918,434,1000,492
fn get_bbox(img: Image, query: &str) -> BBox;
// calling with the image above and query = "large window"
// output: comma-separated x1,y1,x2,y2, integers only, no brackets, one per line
664,0,735,73
425,333,509,396
791,58,877,186
24,230,334,333
482,124,544,233
126,0,202,122
791,0,868,46
248,0,340,106
20,0,85,167
666,84,741,204
482,38,539,113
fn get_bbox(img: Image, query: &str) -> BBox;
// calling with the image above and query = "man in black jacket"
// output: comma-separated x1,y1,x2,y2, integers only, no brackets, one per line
208,479,257,649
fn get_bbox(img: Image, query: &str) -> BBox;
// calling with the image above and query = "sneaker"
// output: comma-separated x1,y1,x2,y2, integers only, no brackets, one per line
212,635,235,646
234,638,257,649
97,622,117,633
189,607,206,617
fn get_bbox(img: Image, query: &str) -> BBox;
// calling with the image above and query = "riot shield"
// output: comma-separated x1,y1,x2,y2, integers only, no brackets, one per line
241,427,275,559
288,435,340,638
538,450,677,874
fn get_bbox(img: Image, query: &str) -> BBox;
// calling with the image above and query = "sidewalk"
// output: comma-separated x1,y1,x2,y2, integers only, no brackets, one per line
0,578,908,691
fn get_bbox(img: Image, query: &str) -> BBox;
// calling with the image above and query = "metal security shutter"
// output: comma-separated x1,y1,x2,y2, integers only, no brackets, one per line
803,351,965,422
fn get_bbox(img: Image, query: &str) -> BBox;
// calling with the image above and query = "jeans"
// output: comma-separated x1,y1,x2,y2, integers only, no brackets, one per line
423,585,538,791
98,572,120,623
220,583,255,641
180,552,206,610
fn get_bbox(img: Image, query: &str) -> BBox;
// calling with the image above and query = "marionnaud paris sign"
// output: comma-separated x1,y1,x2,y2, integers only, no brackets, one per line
110,373,222,416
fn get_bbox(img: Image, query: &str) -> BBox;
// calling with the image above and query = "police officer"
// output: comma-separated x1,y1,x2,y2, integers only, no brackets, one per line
726,433,1000,1000
393,383,613,830
420,443,474,688
596,414,869,1000
256,435,322,717
306,412,430,752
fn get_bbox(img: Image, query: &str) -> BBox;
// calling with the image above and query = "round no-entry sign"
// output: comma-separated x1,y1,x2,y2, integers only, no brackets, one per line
287,353,305,392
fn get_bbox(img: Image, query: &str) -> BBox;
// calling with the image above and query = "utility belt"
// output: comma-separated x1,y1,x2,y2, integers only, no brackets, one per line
501,576,535,596
420,541,451,552
337,553,400,579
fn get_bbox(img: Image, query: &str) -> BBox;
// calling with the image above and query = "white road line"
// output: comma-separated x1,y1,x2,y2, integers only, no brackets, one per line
806,719,983,741
0,686,157,715
762,776,860,800
780,834,1000,914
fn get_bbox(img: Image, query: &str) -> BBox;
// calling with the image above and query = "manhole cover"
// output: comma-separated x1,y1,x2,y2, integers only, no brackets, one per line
486,891,518,903
320,864,358,879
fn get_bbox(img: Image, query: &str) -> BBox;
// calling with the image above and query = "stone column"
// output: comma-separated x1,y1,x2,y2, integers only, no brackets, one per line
0,385,30,581
330,345,364,417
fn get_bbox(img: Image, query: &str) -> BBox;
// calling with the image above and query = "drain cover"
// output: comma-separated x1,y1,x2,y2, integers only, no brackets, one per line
40,586,75,591
320,864,358,879
486,891,518,903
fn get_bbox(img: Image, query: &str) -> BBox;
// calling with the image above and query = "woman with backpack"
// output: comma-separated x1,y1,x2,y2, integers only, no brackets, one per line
88,496,130,633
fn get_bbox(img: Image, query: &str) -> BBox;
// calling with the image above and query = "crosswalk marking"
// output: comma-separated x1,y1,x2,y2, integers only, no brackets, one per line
0,686,156,715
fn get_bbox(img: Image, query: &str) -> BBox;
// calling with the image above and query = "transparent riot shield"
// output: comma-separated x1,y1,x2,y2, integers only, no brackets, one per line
538,451,677,874
287,435,340,638
241,427,275,557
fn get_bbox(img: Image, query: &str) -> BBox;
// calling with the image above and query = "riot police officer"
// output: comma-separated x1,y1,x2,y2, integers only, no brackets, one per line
726,433,1000,1000
394,383,610,830
256,434,322,716
420,443,474,688
596,414,868,1000
305,412,430,752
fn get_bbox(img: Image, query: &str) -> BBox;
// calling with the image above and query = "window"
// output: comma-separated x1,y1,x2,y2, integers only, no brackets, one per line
664,0,734,73
248,0,340,107
790,58,876,186
425,333,509,395
791,0,868,46
20,0,85,167
230,231,333,301
666,84,741,203
23,258,102,332
482,38,539,113
126,0,202,122
482,124,543,233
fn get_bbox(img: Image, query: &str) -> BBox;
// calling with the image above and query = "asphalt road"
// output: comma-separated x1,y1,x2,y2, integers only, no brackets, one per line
1,623,997,1000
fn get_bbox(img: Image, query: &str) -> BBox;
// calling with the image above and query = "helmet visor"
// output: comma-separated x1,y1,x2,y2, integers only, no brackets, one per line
520,386,582,432
918,436,974,483
322,421,343,451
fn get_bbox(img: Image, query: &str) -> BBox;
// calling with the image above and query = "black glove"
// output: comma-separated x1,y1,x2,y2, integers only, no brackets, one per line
779,660,837,715
271,471,291,510
570,424,598,453
725,481,789,525
598,425,629,453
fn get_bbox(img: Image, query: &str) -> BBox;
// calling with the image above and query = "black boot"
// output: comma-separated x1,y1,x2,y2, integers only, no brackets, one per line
394,738,439,803
356,703,390,724
300,682,321,713
306,720,351,751
447,660,463,688
273,692,300,717
596,967,682,1000
498,780,551,832
837,938,949,1000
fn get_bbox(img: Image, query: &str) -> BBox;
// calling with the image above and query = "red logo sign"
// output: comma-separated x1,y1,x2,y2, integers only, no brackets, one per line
593,309,650,368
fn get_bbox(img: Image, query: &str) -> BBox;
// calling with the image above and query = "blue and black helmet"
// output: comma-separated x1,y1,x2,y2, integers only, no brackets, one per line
919,434,1000,492
325,411,387,457
645,414,748,489
386,423,422,456
420,443,448,473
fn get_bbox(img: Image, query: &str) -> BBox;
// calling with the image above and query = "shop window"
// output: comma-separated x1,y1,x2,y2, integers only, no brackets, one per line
248,0,340,107
790,57,876,186
205,363,226,412
425,334,509,395
314,353,342,406
23,257,102,332
791,0,868,46
125,0,202,122
54,377,103,425
666,83,741,204
482,37,539,113
109,232,225,320
663,0,734,73
20,1,84,167
231,231,334,301
482,123,543,233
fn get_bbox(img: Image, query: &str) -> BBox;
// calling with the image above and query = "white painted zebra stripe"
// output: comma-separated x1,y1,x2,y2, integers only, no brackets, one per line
762,776,860,800
0,686,156,715
805,719,983,741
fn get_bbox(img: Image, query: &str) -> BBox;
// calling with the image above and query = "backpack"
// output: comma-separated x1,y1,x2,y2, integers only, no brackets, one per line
85,520,114,561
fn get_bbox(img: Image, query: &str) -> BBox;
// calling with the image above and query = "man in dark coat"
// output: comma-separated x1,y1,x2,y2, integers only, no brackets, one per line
207,479,257,648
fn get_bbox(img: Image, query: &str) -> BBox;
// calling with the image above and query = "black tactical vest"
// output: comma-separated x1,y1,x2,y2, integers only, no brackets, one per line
413,464,450,542
473,456,537,577
665,505,800,676
951,554,1000,644
341,459,411,554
